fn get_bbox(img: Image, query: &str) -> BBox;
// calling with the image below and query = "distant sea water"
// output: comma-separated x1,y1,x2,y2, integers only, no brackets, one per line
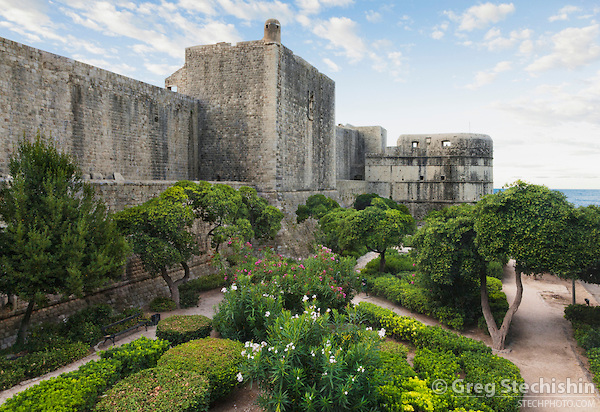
493,189,600,207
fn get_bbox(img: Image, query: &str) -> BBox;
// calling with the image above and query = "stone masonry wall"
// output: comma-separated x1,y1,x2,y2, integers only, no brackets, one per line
0,36,201,180
275,46,336,191
336,126,365,181
166,41,277,191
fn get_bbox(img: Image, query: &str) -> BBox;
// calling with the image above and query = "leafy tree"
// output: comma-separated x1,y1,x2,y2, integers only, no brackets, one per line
316,207,360,256
0,137,129,346
295,194,340,223
175,181,283,251
354,193,410,215
114,186,198,308
341,198,415,272
411,205,484,319
474,181,575,350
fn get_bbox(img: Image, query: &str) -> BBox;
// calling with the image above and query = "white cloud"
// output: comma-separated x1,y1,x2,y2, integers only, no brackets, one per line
296,0,353,15
366,10,382,23
431,22,448,40
312,17,366,61
445,2,515,32
145,62,182,76
322,57,340,72
215,0,294,23
482,28,532,52
495,71,600,125
549,5,581,22
526,24,600,72
467,60,512,89
0,0,63,41
177,0,217,15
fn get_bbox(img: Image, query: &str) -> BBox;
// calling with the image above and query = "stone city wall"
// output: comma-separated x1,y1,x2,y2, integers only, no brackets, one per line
0,36,201,181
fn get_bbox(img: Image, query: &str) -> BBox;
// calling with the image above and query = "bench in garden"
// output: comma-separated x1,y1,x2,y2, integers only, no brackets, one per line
101,313,160,345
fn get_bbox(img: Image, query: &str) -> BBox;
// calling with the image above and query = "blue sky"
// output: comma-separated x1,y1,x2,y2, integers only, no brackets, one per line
1,1,599,189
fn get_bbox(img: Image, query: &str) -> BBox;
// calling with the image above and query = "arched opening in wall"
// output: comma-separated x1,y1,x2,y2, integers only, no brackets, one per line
419,176,424,181
441,175,446,181
442,140,452,147
216,175,221,182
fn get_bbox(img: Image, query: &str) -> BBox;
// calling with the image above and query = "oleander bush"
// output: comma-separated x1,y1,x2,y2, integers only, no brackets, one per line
95,367,210,412
99,336,170,376
0,341,90,391
213,245,359,342
149,296,177,312
178,272,227,308
240,302,384,412
156,315,212,346
157,337,244,404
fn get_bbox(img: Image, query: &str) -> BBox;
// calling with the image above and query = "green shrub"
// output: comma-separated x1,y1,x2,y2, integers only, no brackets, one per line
460,351,523,412
378,377,449,412
413,348,461,384
565,304,600,326
587,347,600,387
356,302,491,355
95,367,210,412
213,275,284,342
158,337,244,404
375,341,415,390
178,272,226,308
0,342,89,391
363,249,415,276
0,358,122,412
486,261,504,279
156,315,212,346
99,336,171,376
149,296,177,312
240,304,384,412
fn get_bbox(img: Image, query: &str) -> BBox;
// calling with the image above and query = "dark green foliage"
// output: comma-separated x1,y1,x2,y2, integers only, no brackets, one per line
565,304,600,326
295,193,340,223
316,207,366,257
156,315,212,346
0,357,122,412
0,137,129,345
353,193,410,215
413,348,461,384
178,272,227,308
158,337,244,404
0,342,90,391
99,336,171,376
149,296,177,312
95,368,210,412
487,261,504,279
374,341,415,388
587,347,600,387
361,248,415,276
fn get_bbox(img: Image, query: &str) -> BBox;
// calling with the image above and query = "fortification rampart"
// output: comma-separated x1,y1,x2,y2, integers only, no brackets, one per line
0,37,201,181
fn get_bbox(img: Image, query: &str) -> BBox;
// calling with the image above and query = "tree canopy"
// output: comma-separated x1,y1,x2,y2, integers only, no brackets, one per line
0,137,129,345
295,194,340,223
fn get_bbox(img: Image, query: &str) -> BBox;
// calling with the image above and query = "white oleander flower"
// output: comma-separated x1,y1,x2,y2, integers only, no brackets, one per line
231,284,238,291
378,328,386,338
221,287,227,293
265,311,270,317
237,372,244,382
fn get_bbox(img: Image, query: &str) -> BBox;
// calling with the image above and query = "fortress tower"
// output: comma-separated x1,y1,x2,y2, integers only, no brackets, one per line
166,20,335,194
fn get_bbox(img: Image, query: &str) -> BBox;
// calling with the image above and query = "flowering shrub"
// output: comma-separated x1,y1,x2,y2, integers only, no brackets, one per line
239,301,384,412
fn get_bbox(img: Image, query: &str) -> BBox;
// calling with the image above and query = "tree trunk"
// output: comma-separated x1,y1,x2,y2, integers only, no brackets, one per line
176,261,190,286
379,249,386,273
572,278,576,305
160,267,180,309
480,262,524,351
15,299,36,347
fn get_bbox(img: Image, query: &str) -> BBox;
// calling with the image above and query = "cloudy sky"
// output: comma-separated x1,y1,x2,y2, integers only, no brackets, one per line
1,1,599,189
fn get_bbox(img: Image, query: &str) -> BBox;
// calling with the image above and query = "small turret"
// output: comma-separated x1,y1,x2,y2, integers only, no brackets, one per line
263,19,281,44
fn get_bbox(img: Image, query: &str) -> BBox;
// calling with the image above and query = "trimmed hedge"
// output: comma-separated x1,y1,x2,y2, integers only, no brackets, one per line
357,302,523,412
357,302,490,355
0,337,170,411
156,315,212,346
0,341,90,391
157,337,244,404
0,358,122,412
95,367,210,412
